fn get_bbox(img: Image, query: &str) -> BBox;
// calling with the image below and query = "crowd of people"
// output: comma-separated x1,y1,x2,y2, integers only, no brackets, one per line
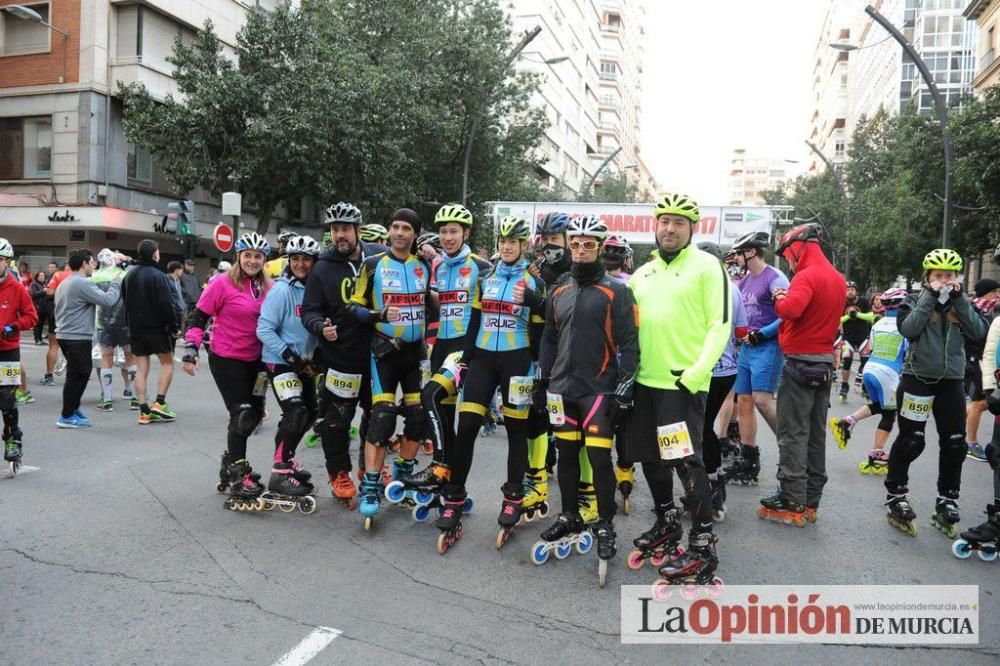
1,193,998,591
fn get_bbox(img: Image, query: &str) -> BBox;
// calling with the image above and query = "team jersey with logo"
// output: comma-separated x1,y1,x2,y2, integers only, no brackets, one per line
431,246,491,341
351,252,429,343
472,259,545,352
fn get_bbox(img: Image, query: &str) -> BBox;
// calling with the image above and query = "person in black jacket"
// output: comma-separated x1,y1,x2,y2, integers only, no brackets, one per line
301,202,386,504
121,239,181,424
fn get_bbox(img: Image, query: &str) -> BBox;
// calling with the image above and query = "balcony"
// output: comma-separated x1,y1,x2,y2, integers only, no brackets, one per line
981,49,996,74
599,71,618,82
601,23,620,33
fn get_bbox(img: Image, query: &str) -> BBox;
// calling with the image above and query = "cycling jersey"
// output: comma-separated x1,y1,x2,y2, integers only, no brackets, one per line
350,252,429,343
469,259,545,353
738,265,788,331
431,245,491,341
866,311,906,374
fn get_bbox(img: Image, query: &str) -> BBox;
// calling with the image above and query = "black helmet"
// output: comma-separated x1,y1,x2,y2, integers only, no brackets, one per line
697,242,722,260
732,231,770,252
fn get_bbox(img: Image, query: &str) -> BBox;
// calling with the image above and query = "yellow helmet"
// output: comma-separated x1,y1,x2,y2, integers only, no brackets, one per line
653,194,700,223
434,204,473,228
922,248,963,272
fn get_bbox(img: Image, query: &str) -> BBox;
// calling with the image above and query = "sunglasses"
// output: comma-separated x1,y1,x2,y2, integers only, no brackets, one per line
568,240,600,251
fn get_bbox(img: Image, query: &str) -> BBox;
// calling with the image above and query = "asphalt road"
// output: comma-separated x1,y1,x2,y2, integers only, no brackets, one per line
1,342,998,665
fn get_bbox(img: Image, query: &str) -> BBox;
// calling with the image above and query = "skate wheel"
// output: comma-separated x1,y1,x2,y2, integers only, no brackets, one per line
978,548,998,563
650,552,668,568
706,577,725,598
261,498,275,511
278,499,295,513
463,497,474,514
576,532,593,555
878,466,888,475
651,579,672,601
413,504,431,522
627,550,645,570
951,539,973,560
858,462,869,474
364,516,373,531
346,498,357,511
299,496,317,515
756,507,767,519
522,510,535,524
537,503,548,519
530,541,550,565
792,515,806,528
555,542,572,560
496,527,510,550
713,509,725,522
414,490,435,506
680,584,700,601
436,531,449,555
598,559,607,588
385,481,406,504
216,482,229,493
9,460,17,478
623,496,632,515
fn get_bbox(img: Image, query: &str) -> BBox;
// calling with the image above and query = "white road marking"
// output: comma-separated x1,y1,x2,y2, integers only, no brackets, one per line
272,626,341,666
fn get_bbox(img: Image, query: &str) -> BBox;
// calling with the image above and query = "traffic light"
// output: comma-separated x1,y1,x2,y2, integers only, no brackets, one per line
165,202,179,234
178,200,195,235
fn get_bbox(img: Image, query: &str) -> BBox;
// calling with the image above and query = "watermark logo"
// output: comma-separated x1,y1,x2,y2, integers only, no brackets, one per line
620,585,978,644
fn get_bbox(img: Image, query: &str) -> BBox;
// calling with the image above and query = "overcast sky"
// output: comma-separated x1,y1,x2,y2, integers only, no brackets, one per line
639,0,831,203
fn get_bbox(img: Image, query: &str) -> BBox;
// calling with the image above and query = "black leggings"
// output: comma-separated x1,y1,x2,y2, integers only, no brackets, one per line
57,339,93,418
703,374,737,474
447,348,532,495
886,375,966,497
266,363,317,463
423,338,463,464
208,352,265,460
0,349,19,438
554,394,616,521
318,366,371,476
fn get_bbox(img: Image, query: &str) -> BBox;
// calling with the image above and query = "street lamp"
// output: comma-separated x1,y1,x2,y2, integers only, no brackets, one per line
3,4,70,36
521,53,570,66
858,4,953,246
461,26,544,205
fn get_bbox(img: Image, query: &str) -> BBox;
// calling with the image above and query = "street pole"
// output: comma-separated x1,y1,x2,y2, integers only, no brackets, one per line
582,146,622,201
864,4,952,246
461,26,542,205
806,139,850,278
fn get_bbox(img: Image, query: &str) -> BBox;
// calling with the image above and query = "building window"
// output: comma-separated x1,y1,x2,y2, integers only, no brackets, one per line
0,2,51,57
127,143,152,183
0,116,52,179
599,61,617,80
834,141,846,158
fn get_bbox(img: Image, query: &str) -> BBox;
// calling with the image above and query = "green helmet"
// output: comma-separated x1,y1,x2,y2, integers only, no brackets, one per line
359,223,389,243
653,194,700,223
434,203,473,228
497,215,530,240
922,248,963,272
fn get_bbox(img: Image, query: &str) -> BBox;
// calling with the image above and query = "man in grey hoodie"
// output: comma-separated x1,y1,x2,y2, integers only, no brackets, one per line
54,249,121,428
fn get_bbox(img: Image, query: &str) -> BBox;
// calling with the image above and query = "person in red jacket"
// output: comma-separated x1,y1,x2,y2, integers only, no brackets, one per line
758,223,846,526
0,238,39,475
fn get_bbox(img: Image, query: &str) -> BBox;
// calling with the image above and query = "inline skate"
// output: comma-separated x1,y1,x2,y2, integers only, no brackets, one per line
828,417,852,450
805,500,819,524
858,448,889,475
579,482,599,525
223,460,266,511
593,519,616,588
4,428,22,478
930,494,960,538
952,503,999,562
496,484,524,550
719,437,740,463
627,504,684,570
757,489,807,527
838,382,849,404
217,451,260,493
886,492,918,536
530,513,593,565
259,462,317,514
329,470,357,510
359,471,382,530
615,464,634,515
520,466,549,522
435,495,465,554
723,445,759,485
652,532,724,601
710,476,726,522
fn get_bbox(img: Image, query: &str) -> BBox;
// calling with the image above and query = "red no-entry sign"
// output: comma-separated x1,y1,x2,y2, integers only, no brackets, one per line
214,223,234,252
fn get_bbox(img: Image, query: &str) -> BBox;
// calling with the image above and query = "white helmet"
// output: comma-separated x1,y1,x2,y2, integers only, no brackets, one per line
0,238,13,259
97,248,116,267
217,261,232,272
566,215,608,240
284,235,321,257
234,231,271,254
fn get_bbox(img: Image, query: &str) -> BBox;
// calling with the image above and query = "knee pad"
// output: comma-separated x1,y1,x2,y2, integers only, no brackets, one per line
229,403,261,438
943,433,968,457
878,409,895,432
283,397,313,434
366,402,397,444
324,400,353,434
0,386,15,412
402,403,426,441
985,443,1000,471
842,356,853,373
899,430,926,459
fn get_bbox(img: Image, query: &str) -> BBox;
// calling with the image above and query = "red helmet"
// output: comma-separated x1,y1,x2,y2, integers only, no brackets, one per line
776,223,823,259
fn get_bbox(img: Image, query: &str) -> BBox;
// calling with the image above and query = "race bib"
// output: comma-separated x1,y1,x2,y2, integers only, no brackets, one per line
326,369,362,399
0,362,20,386
546,391,565,425
440,352,463,378
508,375,534,406
657,422,694,461
420,359,432,386
252,371,269,397
272,372,303,401
899,393,933,422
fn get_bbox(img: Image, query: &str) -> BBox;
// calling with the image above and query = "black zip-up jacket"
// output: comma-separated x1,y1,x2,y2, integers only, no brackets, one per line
302,242,385,372
121,258,180,336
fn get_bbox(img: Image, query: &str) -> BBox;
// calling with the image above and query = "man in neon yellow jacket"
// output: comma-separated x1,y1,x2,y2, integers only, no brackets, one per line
626,194,732,583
